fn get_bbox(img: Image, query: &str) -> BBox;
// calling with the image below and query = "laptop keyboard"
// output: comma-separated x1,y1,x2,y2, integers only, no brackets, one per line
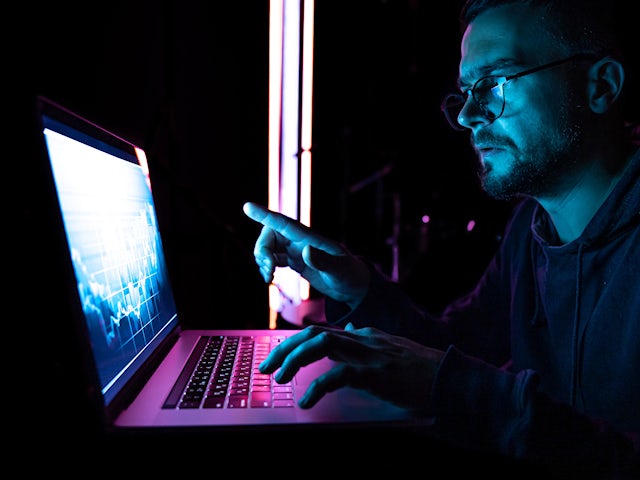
163,335,295,409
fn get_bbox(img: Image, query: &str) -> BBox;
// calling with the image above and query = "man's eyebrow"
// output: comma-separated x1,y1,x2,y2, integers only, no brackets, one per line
457,58,523,90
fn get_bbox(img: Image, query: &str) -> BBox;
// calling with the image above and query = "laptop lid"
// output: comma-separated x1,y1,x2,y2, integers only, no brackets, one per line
36,96,182,420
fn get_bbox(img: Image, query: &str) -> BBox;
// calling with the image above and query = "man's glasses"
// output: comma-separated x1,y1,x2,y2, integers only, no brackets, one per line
440,54,596,131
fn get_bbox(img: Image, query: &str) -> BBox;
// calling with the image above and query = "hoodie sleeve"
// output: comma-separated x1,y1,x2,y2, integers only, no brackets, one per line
323,201,539,364
430,346,640,478
324,262,453,348
324,210,517,366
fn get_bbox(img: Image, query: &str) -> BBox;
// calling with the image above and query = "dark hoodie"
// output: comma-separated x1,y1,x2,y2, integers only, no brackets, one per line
325,147,640,478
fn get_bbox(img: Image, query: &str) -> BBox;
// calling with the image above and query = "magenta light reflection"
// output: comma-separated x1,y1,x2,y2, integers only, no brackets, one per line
466,219,476,232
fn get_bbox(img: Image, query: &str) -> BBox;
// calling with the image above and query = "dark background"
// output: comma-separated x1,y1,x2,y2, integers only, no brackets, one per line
14,0,634,470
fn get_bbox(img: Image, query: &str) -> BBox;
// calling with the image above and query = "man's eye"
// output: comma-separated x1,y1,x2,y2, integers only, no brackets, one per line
477,77,499,90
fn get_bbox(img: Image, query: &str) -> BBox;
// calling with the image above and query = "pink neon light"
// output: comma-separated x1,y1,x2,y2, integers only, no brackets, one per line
467,219,476,232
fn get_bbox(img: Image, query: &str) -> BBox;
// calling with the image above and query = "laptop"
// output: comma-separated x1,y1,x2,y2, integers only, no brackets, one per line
34,95,426,435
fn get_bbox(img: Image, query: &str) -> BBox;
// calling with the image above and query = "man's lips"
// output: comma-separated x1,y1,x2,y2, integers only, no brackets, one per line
473,143,501,154
472,145,505,175
474,144,504,162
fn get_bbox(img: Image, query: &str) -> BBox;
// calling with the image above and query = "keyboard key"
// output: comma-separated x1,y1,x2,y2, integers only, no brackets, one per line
250,392,272,408
273,399,295,408
203,397,224,408
228,395,248,408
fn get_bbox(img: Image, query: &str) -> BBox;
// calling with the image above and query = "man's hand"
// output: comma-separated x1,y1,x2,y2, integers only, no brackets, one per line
259,323,445,411
243,202,371,309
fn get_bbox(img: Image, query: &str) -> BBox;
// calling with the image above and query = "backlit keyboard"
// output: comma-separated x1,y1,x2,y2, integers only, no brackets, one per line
163,335,295,409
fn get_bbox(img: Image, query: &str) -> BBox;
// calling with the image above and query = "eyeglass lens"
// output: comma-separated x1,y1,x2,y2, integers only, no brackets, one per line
441,77,505,130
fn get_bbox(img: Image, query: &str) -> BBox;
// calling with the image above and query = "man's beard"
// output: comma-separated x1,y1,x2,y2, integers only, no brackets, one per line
476,101,584,201
478,144,577,200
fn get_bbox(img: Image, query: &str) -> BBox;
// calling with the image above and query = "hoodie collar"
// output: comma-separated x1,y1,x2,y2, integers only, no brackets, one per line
531,147,640,250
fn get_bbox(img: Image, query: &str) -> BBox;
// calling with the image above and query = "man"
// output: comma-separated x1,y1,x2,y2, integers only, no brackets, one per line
243,0,639,477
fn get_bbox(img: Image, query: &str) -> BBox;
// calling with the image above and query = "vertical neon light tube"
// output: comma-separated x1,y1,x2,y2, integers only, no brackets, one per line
280,2,300,222
273,0,302,311
298,0,314,300
268,0,284,328
268,0,313,325
268,0,283,214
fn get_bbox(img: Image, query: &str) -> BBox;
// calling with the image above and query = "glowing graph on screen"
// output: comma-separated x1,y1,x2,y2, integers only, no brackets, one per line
44,128,175,392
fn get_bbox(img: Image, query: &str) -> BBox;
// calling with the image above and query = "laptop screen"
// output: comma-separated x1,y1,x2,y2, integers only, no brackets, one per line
39,98,180,405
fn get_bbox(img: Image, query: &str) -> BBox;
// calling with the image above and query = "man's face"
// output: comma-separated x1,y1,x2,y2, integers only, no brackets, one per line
457,4,588,201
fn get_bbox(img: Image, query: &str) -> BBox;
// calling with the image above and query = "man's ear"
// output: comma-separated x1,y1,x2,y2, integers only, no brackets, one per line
588,57,625,114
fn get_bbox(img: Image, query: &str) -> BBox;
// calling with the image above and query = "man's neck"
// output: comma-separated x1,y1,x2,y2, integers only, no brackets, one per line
536,156,628,244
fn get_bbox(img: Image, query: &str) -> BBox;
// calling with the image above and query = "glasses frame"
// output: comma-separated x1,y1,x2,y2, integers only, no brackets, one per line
441,53,597,131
